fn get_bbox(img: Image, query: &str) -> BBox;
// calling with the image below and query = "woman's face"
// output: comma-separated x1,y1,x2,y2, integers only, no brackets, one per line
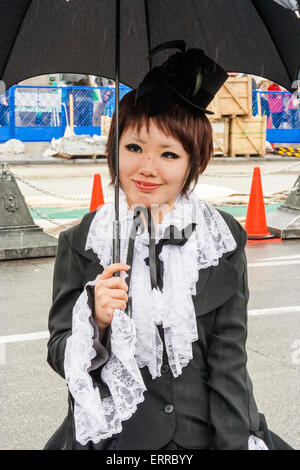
119,120,190,211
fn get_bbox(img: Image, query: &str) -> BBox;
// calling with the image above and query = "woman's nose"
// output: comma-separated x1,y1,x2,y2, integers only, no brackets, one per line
138,155,158,176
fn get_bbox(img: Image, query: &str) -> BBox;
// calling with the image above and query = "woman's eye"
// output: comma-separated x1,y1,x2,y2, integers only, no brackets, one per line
125,144,142,152
162,152,179,159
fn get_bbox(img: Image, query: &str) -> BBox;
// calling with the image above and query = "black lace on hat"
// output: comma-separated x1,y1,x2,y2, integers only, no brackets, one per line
135,40,228,116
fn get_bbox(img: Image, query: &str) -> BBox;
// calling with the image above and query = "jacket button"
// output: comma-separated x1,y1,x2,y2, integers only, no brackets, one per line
164,404,174,414
161,364,169,374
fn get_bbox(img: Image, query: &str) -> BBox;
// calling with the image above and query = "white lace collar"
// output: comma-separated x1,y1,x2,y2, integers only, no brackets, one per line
64,187,237,445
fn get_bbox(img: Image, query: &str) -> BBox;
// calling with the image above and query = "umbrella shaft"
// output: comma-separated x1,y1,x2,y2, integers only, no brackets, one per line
113,0,120,270
115,0,120,185
113,219,120,265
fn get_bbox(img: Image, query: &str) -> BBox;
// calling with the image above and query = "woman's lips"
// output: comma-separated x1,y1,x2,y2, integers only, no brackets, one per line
134,180,161,191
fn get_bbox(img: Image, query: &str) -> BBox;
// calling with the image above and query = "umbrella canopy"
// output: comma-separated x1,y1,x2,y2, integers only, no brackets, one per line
273,0,299,14
0,0,299,92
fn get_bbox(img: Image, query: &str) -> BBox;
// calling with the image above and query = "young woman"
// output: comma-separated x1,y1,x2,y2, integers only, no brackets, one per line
45,45,293,451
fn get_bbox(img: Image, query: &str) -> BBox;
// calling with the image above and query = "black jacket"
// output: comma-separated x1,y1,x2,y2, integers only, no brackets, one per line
45,209,293,450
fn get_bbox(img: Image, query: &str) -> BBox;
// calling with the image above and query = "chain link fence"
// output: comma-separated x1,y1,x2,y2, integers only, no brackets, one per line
252,90,300,130
0,89,10,127
63,86,129,127
1,86,299,142
14,86,62,127
0,85,131,142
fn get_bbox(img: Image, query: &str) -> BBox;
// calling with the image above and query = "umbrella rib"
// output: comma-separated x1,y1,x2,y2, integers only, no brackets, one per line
144,0,152,70
1,0,33,79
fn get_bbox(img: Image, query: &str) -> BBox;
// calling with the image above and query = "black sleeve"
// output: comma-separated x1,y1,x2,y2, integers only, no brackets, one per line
47,230,109,382
206,242,260,450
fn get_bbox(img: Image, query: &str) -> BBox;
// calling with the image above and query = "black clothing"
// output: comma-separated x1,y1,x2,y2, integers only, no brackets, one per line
44,209,293,450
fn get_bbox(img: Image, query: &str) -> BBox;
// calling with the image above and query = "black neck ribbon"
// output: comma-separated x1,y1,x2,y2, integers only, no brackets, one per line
124,205,197,318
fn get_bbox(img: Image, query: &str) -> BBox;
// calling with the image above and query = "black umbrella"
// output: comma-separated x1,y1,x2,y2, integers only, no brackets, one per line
273,0,300,16
0,0,299,91
0,0,299,266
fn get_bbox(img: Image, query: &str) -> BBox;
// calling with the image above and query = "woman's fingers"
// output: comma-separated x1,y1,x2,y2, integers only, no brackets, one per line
93,263,131,329
99,263,130,280
108,299,127,310
96,296,127,313
96,276,128,292
103,277,128,290
97,293,127,310
107,284,128,302
97,288,128,302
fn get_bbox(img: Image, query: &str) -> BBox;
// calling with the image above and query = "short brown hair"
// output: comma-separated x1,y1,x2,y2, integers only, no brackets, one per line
106,90,213,198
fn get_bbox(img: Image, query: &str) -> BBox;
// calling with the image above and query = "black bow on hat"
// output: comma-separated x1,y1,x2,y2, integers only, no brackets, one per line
135,39,228,116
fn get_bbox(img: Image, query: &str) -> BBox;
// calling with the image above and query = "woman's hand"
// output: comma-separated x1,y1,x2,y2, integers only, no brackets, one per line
94,263,130,335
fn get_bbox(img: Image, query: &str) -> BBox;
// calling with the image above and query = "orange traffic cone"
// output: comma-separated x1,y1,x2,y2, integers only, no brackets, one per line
245,167,280,241
89,173,105,212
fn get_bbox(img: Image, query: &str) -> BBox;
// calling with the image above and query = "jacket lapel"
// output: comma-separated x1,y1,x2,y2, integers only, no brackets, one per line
192,224,247,317
192,257,239,317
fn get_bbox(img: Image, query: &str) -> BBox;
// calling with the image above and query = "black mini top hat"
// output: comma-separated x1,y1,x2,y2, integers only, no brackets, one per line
135,40,228,116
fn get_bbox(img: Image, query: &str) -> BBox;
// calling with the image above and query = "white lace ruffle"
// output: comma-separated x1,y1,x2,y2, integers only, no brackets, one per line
64,277,146,445
64,186,238,445
248,435,269,450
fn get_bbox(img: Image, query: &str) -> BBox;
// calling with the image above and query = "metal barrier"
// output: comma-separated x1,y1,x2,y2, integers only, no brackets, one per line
252,90,300,143
0,85,298,144
0,84,131,142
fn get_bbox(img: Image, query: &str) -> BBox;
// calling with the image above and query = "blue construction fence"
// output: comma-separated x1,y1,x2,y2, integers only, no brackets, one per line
252,90,300,143
0,84,131,142
0,85,299,143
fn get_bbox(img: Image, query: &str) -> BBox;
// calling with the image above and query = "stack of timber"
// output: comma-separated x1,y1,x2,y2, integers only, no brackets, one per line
208,76,267,157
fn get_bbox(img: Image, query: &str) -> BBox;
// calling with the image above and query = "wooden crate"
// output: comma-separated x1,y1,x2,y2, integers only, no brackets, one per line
209,76,252,118
229,115,267,157
210,118,230,156
206,97,221,119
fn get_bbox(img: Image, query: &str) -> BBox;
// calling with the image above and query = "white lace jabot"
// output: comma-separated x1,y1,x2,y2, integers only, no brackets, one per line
63,186,268,450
